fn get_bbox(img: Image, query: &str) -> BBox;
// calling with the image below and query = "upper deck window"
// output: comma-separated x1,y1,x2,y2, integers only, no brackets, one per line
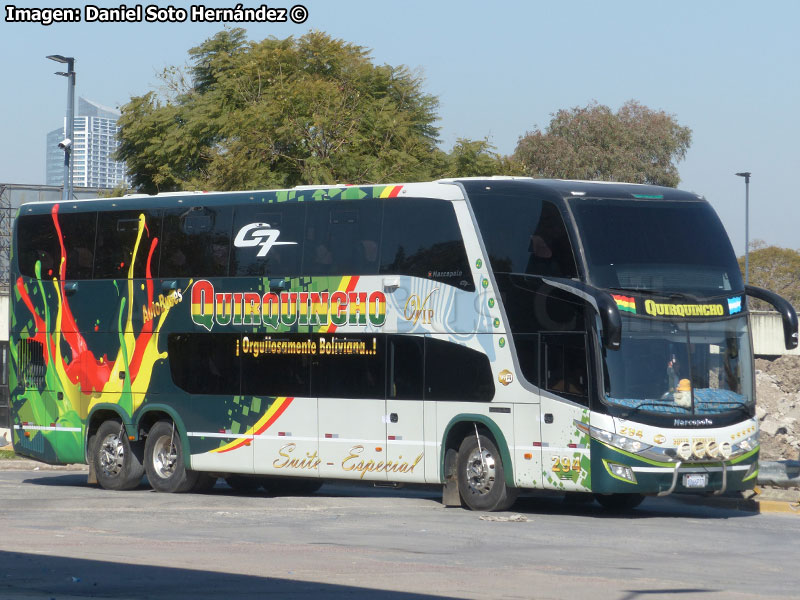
570,198,743,296
469,190,578,279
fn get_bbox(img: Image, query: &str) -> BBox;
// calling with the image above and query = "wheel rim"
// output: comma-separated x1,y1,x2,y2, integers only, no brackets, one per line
98,433,125,478
465,447,496,495
151,435,178,479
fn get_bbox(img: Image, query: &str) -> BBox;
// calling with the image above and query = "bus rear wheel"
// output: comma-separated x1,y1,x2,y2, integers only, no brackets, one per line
457,432,518,512
144,421,200,493
92,420,144,491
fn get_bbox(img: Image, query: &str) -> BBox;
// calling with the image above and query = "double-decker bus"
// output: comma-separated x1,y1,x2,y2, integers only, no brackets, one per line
9,178,797,510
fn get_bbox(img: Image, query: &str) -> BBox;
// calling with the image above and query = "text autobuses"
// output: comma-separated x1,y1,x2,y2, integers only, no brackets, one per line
4,4,309,25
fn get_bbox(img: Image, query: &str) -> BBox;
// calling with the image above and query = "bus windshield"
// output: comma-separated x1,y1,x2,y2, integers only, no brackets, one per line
602,315,753,418
570,198,744,296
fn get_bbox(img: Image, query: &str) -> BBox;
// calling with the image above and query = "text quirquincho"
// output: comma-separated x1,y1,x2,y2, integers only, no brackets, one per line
190,279,386,331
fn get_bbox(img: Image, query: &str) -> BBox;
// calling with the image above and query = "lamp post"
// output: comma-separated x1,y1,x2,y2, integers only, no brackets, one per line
47,54,76,201
735,172,751,285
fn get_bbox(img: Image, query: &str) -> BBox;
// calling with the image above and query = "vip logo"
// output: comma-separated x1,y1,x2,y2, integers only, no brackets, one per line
234,223,297,257
498,369,514,386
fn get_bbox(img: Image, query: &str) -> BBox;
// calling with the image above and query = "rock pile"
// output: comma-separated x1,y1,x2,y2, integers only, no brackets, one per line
756,355,800,461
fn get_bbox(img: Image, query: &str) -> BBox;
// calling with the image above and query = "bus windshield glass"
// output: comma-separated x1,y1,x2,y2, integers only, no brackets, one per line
570,198,744,296
602,315,753,418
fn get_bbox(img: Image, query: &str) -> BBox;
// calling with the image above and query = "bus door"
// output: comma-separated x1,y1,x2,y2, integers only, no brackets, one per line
539,333,592,492
316,334,387,481
385,336,426,483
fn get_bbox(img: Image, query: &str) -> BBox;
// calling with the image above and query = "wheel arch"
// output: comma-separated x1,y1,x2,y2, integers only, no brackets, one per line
440,414,514,487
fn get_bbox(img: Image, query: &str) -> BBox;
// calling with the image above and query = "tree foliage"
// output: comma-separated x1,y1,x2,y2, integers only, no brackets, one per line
117,29,446,193
513,100,692,187
739,241,800,311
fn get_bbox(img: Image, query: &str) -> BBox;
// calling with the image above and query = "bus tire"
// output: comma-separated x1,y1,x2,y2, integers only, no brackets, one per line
144,420,199,493
594,493,645,511
92,420,145,491
457,432,518,512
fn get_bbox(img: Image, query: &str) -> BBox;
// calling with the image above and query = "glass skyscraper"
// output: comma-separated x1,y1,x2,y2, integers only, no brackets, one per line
46,97,130,189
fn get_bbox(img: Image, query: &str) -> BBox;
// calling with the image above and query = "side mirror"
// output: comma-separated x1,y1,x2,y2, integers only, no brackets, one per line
746,285,798,350
543,277,621,351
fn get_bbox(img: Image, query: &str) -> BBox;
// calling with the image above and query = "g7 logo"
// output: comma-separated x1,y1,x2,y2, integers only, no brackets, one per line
234,223,297,257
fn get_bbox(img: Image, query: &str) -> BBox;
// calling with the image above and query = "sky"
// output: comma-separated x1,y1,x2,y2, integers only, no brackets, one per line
1,0,798,255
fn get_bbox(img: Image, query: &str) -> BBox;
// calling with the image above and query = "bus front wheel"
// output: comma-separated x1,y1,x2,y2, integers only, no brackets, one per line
144,421,200,493
457,432,518,512
92,420,145,491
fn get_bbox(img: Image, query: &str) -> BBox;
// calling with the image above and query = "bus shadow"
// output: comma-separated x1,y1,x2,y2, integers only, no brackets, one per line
0,550,459,599
20,474,755,519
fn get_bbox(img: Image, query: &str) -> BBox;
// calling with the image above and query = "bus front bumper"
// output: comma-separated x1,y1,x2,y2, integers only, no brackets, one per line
590,441,759,496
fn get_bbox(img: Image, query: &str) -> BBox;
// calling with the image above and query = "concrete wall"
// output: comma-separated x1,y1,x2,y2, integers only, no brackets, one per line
751,311,800,357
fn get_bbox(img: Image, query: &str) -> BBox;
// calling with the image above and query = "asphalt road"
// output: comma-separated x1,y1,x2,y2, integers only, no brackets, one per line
1,470,799,600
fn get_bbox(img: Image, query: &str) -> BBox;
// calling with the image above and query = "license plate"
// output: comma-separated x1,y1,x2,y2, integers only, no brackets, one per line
683,473,708,489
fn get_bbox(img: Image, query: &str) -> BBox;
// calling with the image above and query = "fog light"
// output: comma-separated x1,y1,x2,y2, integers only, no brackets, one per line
608,462,637,483
677,442,692,460
692,440,707,460
706,441,720,459
719,442,732,459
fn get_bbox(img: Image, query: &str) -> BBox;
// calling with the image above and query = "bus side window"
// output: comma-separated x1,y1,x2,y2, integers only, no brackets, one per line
17,214,60,279
424,338,494,401
542,334,588,403
94,209,162,279
311,334,385,400
167,333,240,395
381,199,474,291
303,200,382,276
59,212,97,280
525,202,578,279
161,206,233,278
231,204,305,277
387,336,424,400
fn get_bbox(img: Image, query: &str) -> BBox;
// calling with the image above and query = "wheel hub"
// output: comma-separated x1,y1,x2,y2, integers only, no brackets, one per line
152,435,178,479
98,433,124,477
465,448,496,495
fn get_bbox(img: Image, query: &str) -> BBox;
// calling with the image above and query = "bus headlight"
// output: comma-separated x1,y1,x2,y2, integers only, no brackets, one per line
732,433,759,455
719,442,732,459
706,441,720,459
590,426,652,455
692,440,707,460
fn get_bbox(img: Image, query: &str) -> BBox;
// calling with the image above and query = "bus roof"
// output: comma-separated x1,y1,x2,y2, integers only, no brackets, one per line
16,177,704,215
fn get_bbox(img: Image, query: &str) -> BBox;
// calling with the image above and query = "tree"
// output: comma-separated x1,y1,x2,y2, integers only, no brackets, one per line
116,30,443,193
513,100,692,187
439,138,525,178
739,241,800,311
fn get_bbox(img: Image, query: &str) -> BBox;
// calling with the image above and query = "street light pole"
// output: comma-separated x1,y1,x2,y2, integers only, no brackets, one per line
47,55,76,201
735,171,751,286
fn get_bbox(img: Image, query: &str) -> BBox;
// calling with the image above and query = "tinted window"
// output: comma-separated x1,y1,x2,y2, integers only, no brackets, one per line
571,199,743,294
59,212,97,280
161,206,233,278
381,200,473,290
513,333,539,386
388,335,424,399
311,333,385,399
543,333,588,403
168,333,240,395
424,338,494,401
470,190,577,278
232,204,305,277
240,334,311,397
304,201,382,276
17,214,59,279
95,210,162,279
